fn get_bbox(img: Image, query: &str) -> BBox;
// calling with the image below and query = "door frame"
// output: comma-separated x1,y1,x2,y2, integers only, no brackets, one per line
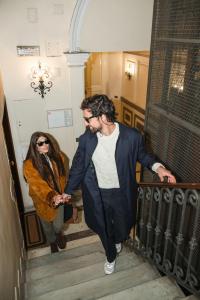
2,101,25,234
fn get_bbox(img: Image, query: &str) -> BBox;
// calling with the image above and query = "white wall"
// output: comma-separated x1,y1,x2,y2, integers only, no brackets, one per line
0,0,77,209
80,0,154,52
0,0,154,210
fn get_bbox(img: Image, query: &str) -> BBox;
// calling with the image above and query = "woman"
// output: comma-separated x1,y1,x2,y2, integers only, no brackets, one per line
24,131,70,253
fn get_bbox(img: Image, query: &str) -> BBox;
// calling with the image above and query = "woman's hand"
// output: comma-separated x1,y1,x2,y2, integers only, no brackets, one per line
53,194,64,206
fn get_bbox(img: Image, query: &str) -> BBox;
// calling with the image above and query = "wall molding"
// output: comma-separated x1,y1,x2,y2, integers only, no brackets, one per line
121,96,145,115
65,52,90,67
121,97,145,132
69,0,90,52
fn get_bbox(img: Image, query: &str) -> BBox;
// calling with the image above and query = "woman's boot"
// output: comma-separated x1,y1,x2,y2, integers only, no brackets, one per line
56,232,66,249
50,242,59,253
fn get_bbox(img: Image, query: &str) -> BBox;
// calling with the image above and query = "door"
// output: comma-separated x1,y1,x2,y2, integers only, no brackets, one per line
85,52,103,97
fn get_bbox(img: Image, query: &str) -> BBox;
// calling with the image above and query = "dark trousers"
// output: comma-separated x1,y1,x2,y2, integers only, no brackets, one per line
99,188,129,262
39,205,64,244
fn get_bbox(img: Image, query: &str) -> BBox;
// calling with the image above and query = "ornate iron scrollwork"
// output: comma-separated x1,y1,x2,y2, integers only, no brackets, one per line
30,62,53,98
31,79,53,98
135,185,200,295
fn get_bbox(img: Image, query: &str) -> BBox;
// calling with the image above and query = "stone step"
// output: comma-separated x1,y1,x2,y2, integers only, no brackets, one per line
27,241,103,269
30,262,160,300
27,251,105,281
184,296,200,299
98,276,185,300
27,246,136,282
27,252,143,298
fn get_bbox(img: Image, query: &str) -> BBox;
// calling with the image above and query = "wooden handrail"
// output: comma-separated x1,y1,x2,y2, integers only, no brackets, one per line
138,182,200,190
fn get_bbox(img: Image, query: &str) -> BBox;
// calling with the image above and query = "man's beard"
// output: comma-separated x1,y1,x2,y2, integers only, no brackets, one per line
87,125,102,133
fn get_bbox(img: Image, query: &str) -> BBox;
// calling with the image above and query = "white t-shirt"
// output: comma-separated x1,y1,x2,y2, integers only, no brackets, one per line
92,123,120,188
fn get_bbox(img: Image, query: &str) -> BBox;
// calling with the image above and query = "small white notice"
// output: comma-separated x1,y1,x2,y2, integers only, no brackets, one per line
47,109,73,128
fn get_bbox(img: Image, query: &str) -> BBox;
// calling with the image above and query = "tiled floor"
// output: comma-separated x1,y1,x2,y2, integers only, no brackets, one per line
63,208,89,235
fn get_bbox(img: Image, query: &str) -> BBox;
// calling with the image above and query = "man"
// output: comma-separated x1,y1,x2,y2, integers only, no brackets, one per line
63,94,176,275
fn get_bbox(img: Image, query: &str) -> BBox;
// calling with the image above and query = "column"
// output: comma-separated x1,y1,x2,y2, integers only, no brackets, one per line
65,52,90,145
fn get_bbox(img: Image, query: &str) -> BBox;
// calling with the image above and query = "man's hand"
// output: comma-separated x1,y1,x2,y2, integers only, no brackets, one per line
156,166,176,183
62,193,72,203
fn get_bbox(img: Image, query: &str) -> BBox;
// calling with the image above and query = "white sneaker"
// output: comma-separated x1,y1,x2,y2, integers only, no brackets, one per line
115,243,122,254
104,260,116,275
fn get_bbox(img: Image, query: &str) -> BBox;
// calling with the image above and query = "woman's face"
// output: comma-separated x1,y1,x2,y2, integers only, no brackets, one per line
36,136,50,154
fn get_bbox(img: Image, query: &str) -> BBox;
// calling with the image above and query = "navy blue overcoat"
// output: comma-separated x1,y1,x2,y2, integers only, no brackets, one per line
65,123,156,238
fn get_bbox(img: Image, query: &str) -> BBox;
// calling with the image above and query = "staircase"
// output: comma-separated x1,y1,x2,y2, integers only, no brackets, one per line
25,238,199,300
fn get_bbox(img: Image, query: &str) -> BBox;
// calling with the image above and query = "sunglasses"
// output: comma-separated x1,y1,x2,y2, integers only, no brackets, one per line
83,115,98,123
36,139,50,147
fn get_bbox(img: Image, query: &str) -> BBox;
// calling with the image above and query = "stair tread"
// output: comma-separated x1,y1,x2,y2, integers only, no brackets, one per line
27,251,105,281
27,244,137,281
184,296,200,299
27,241,103,269
98,276,185,300
27,252,144,298
30,262,160,300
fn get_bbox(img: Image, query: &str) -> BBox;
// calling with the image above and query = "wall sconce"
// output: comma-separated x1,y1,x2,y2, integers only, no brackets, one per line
125,60,136,80
30,62,53,98
172,83,184,92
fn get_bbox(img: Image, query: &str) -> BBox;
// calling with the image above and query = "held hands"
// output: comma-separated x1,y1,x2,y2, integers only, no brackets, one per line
156,166,176,183
53,193,71,207
53,195,63,206
62,193,72,202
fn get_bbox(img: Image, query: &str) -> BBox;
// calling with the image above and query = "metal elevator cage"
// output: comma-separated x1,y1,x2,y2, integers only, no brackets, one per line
144,0,200,183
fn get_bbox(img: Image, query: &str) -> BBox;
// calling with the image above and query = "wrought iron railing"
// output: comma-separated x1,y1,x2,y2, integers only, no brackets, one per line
134,182,200,295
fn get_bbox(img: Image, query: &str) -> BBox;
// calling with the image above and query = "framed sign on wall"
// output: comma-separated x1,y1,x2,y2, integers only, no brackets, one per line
47,109,73,128
16,45,40,56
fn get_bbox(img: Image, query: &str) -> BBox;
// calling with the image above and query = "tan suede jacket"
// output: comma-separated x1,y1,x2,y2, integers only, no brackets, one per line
23,153,69,222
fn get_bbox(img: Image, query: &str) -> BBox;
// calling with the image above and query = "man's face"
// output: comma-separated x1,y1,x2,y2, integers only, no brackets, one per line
82,109,102,133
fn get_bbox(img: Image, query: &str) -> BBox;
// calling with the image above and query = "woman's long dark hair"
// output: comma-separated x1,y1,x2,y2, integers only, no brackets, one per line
25,131,65,181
